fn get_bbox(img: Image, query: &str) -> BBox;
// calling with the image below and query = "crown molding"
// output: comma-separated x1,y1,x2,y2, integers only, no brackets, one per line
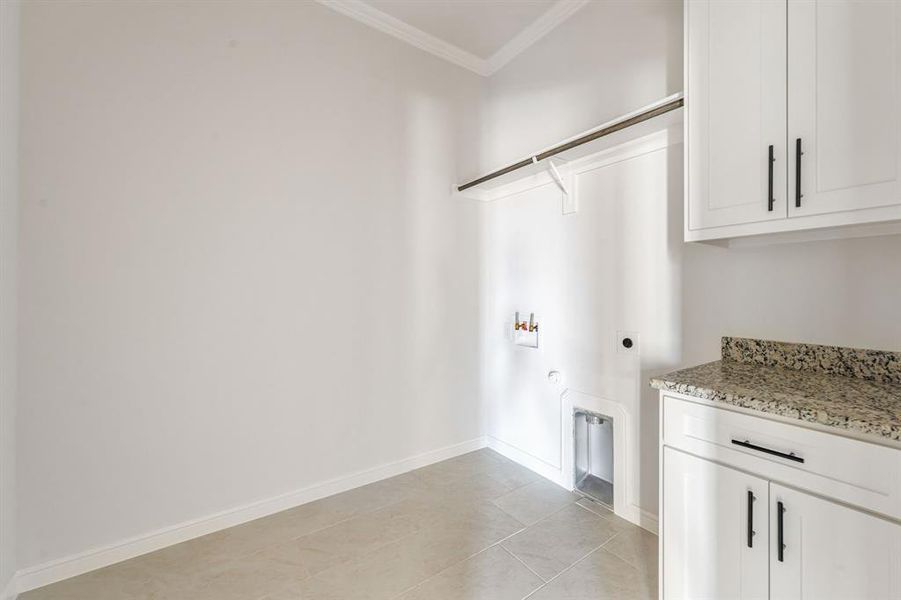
316,0,491,76
487,0,590,73
315,0,589,77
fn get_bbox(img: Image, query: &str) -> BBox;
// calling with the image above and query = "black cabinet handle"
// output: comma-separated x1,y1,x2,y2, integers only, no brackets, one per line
795,138,803,207
747,490,756,548
777,501,786,562
768,145,775,211
731,439,804,463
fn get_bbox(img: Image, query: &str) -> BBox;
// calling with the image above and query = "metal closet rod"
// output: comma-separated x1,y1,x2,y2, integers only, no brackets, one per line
457,96,685,192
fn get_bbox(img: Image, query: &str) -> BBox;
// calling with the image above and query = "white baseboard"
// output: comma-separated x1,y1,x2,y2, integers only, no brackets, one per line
13,436,488,595
486,436,566,488
624,505,659,535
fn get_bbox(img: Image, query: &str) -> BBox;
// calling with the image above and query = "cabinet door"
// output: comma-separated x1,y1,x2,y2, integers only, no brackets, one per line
770,483,901,600
788,0,901,217
662,447,769,600
686,0,787,231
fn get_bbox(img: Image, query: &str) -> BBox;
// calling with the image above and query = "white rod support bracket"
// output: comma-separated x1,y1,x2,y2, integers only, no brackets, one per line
547,159,577,215
547,159,568,195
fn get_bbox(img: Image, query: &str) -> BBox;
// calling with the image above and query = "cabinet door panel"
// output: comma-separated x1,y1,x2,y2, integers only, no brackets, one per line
662,447,769,600
687,0,787,231
770,483,901,600
788,0,901,217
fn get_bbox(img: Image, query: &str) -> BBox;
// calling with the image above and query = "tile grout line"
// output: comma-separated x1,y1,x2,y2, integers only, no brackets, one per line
502,494,587,530
275,457,526,577
314,494,538,600
318,480,540,596
389,540,499,599
249,487,422,556
388,521,548,600
522,522,657,598
243,492,431,575
272,498,451,595
500,545,548,584
387,524,530,599
573,497,615,520
384,471,554,599
389,540,501,599
599,531,656,573
502,497,625,598
520,541,614,599
384,480,537,598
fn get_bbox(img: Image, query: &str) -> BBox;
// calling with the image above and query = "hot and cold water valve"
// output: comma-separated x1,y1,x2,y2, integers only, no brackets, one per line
513,312,539,348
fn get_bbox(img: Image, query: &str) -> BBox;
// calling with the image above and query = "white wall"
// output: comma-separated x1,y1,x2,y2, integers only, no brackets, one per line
481,131,682,525
480,0,901,526
480,0,684,524
683,235,901,360
0,0,20,594
480,0,683,171
14,0,901,581
18,0,483,572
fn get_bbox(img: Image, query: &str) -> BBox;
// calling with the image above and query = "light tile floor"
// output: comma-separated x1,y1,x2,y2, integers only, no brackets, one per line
23,449,657,600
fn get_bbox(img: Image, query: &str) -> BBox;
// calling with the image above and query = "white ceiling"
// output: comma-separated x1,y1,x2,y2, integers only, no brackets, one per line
364,0,557,59
317,0,589,76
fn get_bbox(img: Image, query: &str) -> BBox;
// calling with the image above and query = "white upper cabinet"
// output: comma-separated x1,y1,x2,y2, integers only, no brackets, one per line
686,0,901,242
788,0,901,217
686,0,787,231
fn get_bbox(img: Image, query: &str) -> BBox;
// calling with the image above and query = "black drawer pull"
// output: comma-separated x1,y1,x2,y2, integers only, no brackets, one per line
795,138,803,207
747,490,756,548
731,439,804,463
777,500,786,562
767,144,775,211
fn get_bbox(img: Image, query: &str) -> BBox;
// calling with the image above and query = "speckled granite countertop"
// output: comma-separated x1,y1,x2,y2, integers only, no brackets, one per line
650,337,901,443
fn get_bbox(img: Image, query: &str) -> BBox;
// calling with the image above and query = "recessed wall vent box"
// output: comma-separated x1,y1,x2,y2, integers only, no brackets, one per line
574,408,614,508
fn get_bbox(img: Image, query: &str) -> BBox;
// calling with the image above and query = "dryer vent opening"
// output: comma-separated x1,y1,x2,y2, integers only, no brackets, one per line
574,409,614,508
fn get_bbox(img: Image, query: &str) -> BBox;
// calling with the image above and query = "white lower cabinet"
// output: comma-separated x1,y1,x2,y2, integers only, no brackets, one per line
661,394,901,600
770,484,901,600
663,447,769,600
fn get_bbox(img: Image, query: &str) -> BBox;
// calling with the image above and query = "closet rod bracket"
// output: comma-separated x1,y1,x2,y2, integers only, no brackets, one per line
547,159,576,214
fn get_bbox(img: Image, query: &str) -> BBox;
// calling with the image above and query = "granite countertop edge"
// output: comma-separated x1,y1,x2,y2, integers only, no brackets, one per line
650,364,901,444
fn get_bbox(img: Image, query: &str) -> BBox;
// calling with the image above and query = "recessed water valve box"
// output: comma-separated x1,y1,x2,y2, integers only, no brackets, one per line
513,312,539,348
514,328,539,348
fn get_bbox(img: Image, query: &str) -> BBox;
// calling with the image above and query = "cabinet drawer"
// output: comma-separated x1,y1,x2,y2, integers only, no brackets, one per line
663,394,901,520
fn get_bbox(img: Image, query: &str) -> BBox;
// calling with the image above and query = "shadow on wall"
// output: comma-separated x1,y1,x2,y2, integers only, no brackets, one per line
395,90,484,454
637,142,685,516
482,130,684,522
16,0,487,572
